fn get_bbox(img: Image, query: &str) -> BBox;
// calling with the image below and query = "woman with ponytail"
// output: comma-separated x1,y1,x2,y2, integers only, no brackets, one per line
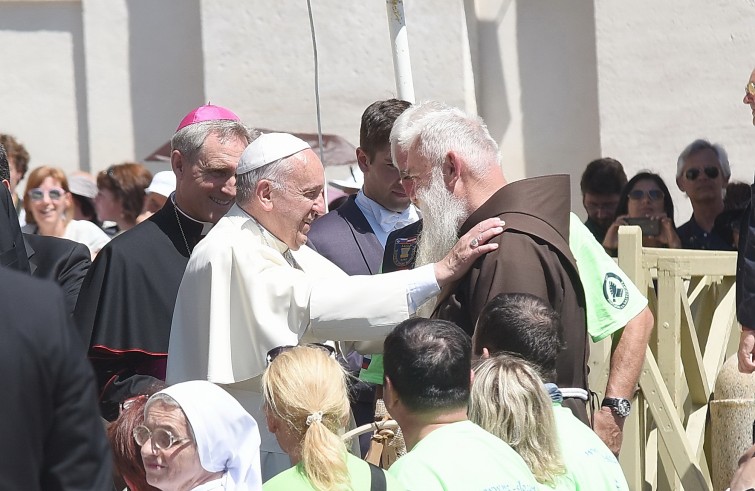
262,345,402,490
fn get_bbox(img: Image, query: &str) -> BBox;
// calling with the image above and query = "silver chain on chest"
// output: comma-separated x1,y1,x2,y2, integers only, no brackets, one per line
173,203,192,256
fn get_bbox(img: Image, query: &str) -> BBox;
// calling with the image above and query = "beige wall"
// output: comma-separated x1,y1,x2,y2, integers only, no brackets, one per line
594,1,755,223
469,0,600,221
0,0,753,219
83,0,204,173
0,2,85,172
200,0,471,148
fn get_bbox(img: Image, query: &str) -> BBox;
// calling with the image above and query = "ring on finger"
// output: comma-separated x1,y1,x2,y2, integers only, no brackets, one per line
470,237,479,248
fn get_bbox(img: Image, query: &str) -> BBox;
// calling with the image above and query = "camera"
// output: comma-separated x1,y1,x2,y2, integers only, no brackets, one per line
624,217,661,237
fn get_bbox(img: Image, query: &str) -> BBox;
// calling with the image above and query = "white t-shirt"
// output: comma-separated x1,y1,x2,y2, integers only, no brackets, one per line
23,219,110,258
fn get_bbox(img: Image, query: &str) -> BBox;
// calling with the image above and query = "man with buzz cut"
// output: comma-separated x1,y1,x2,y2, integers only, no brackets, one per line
383,317,538,490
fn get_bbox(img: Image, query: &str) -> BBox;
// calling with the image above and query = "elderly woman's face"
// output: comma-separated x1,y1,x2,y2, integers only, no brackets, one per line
140,402,211,491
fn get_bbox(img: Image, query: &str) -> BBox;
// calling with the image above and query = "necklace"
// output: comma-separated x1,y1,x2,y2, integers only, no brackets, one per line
173,203,192,256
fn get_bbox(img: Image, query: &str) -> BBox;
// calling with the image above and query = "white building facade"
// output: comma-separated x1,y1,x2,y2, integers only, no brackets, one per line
1,0,753,221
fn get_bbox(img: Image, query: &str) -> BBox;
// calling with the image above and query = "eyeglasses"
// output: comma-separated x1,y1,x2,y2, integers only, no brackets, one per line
28,188,65,202
684,166,720,181
133,425,190,450
746,81,755,97
628,189,664,201
265,343,336,366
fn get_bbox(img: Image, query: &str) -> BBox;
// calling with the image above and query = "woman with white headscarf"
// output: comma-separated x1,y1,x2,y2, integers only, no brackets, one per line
136,380,262,491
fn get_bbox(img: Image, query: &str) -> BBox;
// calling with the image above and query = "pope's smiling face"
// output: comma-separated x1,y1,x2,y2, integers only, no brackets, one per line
175,131,246,224
270,149,326,250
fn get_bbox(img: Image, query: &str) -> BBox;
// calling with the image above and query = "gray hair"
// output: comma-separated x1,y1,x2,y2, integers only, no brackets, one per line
144,392,196,441
171,120,257,165
391,101,500,178
235,155,296,205
389,100,451,160
676,138,731,179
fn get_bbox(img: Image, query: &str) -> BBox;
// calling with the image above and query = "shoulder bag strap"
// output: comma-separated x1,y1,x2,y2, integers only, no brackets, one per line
368,461,387,491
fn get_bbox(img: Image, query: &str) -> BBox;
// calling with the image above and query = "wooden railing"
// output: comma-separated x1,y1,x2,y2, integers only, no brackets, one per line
588,226,739,491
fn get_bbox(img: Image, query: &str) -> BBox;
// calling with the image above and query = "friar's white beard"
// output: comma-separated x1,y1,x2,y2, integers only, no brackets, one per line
414,166,468,318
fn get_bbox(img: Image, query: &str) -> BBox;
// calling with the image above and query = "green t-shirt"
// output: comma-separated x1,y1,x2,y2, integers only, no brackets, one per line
553,403,629,490
359,354,384,384
569,213,648,342
388,420,538,491
263,452,404,490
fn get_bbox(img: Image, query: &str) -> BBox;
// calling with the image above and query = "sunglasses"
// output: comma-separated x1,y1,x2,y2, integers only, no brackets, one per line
628,189,664,201
746,81,755,97
119,395,146,415
133,425,190,451
28,188,65,202
265,343,336,366
684,166,719,181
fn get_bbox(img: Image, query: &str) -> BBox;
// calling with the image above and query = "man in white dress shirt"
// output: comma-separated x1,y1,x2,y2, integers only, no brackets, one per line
166,132,502,481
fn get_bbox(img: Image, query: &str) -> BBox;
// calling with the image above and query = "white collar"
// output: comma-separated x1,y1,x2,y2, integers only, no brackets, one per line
354,190,419,233
172,194,214,235
235,204,289,256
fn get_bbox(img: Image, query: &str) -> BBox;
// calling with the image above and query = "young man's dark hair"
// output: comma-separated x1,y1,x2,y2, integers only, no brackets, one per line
359,99,412,159
0,143,9,182
0,134,30,179
580,158,627,196
473,292,562,381
383,317,471,412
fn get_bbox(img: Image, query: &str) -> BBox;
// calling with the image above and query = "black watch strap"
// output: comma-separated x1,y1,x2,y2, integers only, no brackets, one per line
601,397,631,417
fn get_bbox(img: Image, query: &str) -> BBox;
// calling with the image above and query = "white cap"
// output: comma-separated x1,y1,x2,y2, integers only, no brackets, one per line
145,171,176,198
237,133,310,175
328,163,363,191
68,174,98,199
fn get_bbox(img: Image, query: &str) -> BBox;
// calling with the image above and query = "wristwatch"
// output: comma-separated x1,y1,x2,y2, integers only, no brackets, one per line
601,397,631,417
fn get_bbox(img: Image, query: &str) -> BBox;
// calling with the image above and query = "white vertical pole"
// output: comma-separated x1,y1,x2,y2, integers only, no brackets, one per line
386,0,416,103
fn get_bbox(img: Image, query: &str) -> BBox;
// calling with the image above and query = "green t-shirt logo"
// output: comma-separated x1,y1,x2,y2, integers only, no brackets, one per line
603,272,629,309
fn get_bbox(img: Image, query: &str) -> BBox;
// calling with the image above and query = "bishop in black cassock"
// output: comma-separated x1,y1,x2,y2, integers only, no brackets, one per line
72,104,253,420
73,196,209,418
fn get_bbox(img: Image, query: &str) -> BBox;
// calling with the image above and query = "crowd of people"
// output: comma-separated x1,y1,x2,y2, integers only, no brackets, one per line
1,66,754,491
580,140,747,254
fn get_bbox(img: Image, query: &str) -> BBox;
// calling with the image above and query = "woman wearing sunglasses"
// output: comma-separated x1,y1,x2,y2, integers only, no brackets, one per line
22,166,110,258
262,346,401,491
602,171,681,254
136,380,262,491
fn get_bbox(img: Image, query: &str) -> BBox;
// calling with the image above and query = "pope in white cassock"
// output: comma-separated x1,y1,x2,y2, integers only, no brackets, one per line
166,132,503,481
